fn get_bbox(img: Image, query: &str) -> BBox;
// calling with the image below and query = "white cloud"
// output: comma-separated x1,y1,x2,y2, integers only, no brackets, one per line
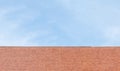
57,0,71,10
102,26,120,45
0,6,40,46
56,0,120,45
104,26,120,40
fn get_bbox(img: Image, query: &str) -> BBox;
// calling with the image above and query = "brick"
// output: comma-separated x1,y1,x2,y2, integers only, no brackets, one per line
0,47,119,71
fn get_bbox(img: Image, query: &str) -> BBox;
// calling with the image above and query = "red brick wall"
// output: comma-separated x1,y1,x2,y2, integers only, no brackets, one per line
0,47,120,71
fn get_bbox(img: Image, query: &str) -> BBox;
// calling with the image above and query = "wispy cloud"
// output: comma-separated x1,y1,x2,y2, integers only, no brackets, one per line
56,0,120,45
102,26,120,45
0,0,120,45
0,6,40,45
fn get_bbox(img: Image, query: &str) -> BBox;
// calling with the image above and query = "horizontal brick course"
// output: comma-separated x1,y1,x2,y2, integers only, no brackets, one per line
0,47,119,71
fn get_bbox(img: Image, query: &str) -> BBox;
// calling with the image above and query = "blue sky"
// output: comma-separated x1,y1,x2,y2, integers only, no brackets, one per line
0,0,120,46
